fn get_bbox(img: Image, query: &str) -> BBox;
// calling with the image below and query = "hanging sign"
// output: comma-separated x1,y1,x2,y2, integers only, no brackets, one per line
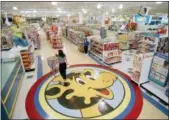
134,14,151,24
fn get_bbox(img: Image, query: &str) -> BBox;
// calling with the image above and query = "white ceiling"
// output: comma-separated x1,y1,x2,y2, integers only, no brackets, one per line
1,2,168,17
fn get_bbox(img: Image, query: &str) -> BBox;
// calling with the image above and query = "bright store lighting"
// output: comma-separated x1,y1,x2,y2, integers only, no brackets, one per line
106,12,109,15
82,9,87,14
97,4,102,9
51,2,57,5
57,8,61,11
156,2,162,4
33,10,37,13
112,9,115,13
13,6,18,10
119,4,123,9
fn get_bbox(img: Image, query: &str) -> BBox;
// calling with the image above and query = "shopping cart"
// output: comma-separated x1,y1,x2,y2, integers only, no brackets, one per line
47,56,59,78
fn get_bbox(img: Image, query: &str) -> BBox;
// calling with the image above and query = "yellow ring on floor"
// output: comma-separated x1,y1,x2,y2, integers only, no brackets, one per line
39,70,131,119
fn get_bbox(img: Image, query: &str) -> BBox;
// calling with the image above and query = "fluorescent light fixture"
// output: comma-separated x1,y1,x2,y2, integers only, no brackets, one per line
51,2,57,5
119,4,123,9
82,9,87,14
13,6,18,10
112,8,115,13
33,10,36,13
156,2,162,4
106,12,109,15
97,4,102,9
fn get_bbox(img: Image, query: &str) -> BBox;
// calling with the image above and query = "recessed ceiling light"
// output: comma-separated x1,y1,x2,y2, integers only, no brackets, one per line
112,9,115,13
156,2,162,4
51,2,57,5
97,4,102,9
106,12,109,15
119,4,123,9
82,9,87,14
13,6,18,10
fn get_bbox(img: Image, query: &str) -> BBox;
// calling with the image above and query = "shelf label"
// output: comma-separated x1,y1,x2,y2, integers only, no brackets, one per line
104,43,119,51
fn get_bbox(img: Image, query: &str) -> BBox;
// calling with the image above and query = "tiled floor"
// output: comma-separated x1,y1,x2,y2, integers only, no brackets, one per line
12,29,168,119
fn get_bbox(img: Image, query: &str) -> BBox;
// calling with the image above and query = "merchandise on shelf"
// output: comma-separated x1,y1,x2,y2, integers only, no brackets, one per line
128,32,141,49
67,29,79,44
131,53,154,84
156,36,168,56
136,32,159,54
51,34,63,49
103,42,122,64
25,26,41,49
149,53,169,87
117,32,129,50
20,44,35,71
89,36,122,65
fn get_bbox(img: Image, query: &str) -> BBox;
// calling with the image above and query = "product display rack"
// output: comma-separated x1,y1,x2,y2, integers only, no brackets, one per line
67,29,79,45
51,34,63,49
141,52,169,105
1,28,13,51
128,32,141,49
136,33,159,54
89,36,122,65
131,53,154,85
20,43,35,72
117,31,129,50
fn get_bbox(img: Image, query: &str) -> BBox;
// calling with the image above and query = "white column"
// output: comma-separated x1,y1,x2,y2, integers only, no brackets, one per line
101,14,105,27
79,13,83,24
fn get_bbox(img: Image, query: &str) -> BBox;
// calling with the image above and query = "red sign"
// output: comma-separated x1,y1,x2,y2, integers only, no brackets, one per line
104,43,119,51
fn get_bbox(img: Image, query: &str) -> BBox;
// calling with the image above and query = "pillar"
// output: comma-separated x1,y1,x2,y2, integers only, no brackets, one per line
100,14,105,39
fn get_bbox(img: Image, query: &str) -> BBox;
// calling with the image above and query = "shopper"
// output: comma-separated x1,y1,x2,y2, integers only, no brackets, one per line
84,37,89,54
56,50,68,85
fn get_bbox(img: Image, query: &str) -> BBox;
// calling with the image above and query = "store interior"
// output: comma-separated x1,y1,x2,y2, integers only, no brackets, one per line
1,1,169,119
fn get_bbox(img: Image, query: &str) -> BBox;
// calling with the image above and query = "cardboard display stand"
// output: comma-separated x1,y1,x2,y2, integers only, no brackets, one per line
148,53,169,87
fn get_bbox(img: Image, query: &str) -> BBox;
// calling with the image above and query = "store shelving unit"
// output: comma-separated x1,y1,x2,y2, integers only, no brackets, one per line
117,31,129,50
131,53,154,85
20,43,35,72
128,32,141,49
89,36,122,65
141,52,169,105
67,29,79,45
51,34,63,49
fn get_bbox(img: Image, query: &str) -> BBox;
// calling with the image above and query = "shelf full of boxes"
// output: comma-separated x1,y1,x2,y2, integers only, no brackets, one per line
89,36,122,65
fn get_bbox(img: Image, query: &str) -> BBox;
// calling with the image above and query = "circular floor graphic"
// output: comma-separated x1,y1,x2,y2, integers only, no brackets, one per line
26,64,143,119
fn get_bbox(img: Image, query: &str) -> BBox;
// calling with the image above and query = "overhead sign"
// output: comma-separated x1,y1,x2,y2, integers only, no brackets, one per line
134,14,151,24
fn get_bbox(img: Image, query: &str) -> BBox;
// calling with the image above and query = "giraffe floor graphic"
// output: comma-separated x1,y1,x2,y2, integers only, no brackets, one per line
26,64,143,119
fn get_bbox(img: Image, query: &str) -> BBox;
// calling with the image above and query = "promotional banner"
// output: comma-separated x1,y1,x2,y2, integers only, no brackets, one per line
134,14,151,24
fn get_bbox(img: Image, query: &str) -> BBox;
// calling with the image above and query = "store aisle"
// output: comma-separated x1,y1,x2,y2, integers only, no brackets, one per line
13,29,168,119
35,30,168,119
35,30,97,74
